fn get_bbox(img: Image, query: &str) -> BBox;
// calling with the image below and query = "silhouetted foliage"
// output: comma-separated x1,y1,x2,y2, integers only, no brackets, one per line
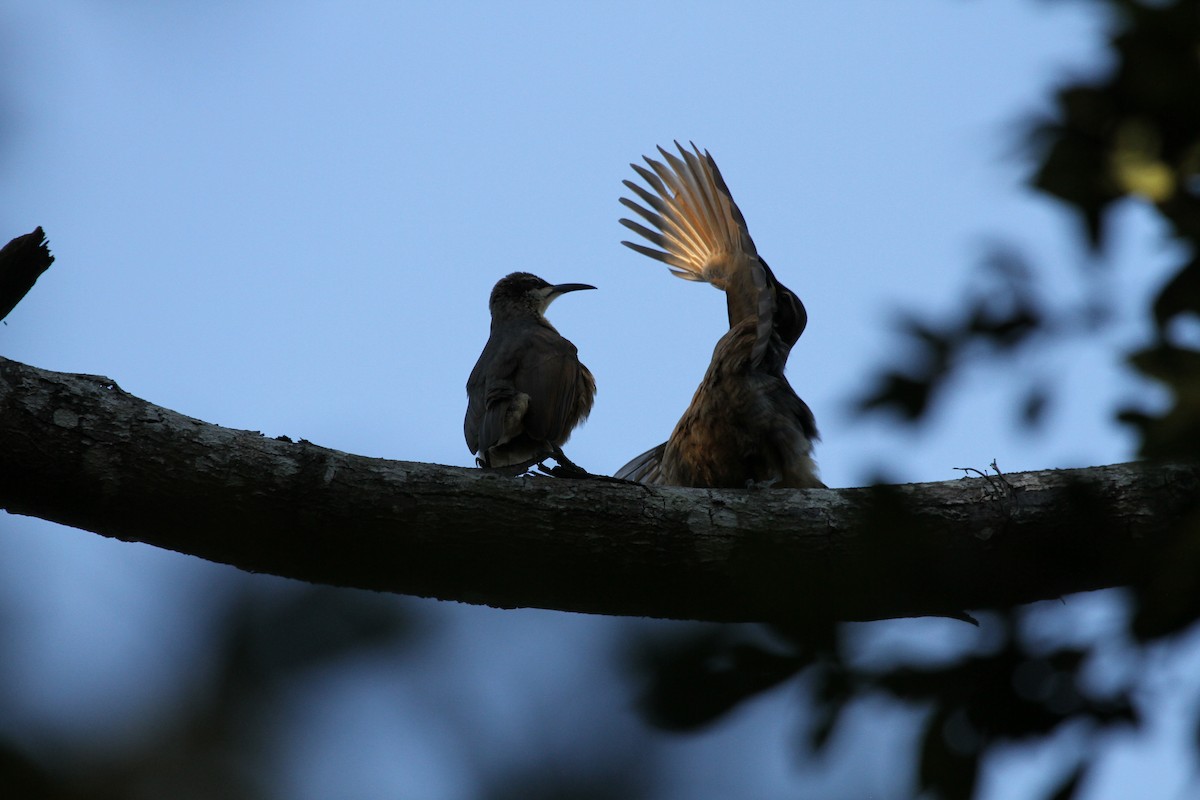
634,1,1200,798
482,757,655,800
631,625,813,731
0,583,418,800
855,242,1092,427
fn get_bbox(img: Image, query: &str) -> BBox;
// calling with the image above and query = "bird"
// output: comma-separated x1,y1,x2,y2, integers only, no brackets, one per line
614,143,822,489
465,272,597,469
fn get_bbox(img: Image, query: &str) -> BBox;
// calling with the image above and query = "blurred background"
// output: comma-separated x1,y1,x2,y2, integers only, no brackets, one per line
1,1,1197,798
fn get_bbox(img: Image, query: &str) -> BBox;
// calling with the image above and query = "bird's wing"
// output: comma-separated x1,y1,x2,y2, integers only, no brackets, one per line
614,441,666,484
466,323,593,462
513,325,593,446
619,142,781,365
464,356,484,453
465,338,519,457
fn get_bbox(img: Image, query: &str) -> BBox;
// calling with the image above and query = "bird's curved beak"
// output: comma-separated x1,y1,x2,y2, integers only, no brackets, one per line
551,282,597,296
539,282,596,311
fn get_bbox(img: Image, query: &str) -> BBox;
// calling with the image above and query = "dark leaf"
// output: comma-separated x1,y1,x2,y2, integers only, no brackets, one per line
1132,510,1200,640
0,739,59,800
225,584,417,689
1027,90,1120,251
633,632,806,731
856,371,937,421
919,707,980,800
803,662,854,753
1152,256,1200,331
1125,344,1200,459
1046,762,1086,800
1018,382,1051,429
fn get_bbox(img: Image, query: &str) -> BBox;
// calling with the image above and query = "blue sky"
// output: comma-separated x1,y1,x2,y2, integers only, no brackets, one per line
1,2,1195,798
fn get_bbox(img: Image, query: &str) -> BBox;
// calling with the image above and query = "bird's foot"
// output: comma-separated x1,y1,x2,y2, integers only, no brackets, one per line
536,446,593,479
477,448,647,485
537,461,591,479
534,447,645,486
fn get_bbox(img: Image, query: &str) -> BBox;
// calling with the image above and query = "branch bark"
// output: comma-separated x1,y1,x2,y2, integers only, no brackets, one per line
1,355,1196,623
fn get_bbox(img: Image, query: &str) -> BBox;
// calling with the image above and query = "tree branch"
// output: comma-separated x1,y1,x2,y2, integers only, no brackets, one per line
0,228,54,322
1,355,1196,623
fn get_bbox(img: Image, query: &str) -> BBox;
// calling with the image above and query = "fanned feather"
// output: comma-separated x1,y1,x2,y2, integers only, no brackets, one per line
618,142,777,363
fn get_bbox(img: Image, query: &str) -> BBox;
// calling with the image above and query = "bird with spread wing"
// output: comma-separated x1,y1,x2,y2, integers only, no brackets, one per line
614,143,822,489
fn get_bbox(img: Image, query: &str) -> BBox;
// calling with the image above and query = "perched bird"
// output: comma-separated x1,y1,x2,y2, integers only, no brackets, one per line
465,272,597,468
614,143,822,489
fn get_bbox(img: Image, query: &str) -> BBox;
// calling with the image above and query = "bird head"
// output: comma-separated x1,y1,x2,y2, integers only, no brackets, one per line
489,272,596,319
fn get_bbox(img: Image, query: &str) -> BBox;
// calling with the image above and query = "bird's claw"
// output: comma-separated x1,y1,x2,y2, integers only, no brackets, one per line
535,446,592,479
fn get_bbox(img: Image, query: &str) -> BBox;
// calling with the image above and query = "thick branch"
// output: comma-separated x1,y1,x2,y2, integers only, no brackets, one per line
1,355,1196,623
